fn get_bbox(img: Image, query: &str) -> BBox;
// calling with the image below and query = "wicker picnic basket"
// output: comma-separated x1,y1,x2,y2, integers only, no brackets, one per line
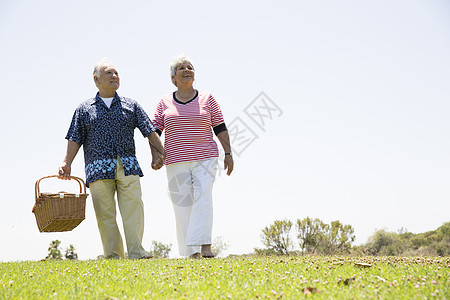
32,175,88,232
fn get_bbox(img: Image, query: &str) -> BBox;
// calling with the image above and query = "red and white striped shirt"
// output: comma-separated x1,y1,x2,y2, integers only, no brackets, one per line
153,90,225,165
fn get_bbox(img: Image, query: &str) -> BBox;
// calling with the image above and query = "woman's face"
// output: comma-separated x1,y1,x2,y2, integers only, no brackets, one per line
173,61,195,87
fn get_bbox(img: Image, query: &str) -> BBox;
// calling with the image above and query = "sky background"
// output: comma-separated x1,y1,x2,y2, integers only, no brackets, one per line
0,0,449,261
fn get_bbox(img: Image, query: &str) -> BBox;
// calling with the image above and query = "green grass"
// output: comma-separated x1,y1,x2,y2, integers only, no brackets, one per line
1,256,448,299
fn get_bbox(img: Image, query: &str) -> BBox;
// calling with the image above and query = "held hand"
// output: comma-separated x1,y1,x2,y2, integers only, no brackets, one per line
58,163,72,179
224,155,234,176
151,153,165,170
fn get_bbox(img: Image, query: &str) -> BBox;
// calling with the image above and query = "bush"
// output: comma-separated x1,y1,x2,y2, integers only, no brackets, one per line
65,245,78,260
211,236,230,257
147,241,172,258
253,247,279,256
258,218,355,256
361,222,450,256
46,240,62,260
296,217,325,254
319,220,355,255
260,219,293,255
296,218,355,255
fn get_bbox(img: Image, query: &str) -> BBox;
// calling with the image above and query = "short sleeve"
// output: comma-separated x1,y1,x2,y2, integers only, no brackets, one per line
135,101,156,138
152,99,166,132
65,106,86,144
208,94,225,128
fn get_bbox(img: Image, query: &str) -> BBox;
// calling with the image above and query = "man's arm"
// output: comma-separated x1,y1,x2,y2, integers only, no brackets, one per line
58,140,81,179
148,131,166,170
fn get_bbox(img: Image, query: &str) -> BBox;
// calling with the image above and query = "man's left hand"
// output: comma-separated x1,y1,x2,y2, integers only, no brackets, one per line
151,153,165,170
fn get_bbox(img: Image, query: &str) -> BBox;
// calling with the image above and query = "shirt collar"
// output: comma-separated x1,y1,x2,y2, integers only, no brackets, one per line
93,92,121,105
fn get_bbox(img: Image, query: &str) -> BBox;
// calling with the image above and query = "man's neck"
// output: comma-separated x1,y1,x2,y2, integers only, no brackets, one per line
98,90,116,98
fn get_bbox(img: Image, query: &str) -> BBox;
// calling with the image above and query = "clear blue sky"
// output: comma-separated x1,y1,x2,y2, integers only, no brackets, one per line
1,0,449,261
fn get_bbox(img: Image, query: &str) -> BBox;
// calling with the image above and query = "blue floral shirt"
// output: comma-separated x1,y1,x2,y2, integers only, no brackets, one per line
66,93,156,187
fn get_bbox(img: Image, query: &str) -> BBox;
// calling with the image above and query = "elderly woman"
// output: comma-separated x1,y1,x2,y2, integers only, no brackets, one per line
151,54,233,258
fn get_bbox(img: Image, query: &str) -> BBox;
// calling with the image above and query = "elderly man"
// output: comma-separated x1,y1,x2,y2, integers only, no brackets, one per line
59,59,165,259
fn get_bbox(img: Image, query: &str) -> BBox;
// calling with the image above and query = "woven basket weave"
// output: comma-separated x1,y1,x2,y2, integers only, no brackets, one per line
32,175,88,232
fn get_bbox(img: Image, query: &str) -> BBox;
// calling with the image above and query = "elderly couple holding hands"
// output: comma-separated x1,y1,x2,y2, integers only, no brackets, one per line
58,55,233,259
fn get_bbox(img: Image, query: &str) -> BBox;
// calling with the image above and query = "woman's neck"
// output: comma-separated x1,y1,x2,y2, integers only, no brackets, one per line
175,86,196,103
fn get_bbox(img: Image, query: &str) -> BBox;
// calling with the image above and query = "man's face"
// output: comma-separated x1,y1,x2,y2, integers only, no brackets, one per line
95,63,120,93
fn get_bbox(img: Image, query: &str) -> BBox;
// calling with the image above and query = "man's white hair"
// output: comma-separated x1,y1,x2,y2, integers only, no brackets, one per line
169,54,194,78
93,58,113,77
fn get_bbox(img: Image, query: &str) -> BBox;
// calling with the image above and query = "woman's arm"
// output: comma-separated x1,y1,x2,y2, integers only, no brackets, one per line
217,130,234,176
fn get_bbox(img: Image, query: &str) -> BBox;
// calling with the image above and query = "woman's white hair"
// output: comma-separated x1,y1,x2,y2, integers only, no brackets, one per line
93,58,113,76
169,54,194,78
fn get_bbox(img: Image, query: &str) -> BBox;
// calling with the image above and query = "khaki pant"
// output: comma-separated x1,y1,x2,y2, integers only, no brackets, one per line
89,156,147,259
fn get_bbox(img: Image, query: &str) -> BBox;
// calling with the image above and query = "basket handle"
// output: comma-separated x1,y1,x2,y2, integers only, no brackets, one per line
35,175,87,202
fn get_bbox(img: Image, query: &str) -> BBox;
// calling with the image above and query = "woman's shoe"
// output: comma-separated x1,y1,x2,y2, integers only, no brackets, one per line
201,251,215,258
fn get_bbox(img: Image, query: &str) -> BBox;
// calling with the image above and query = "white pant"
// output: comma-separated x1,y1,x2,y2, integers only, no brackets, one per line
166,158,218,256
89,156,147,259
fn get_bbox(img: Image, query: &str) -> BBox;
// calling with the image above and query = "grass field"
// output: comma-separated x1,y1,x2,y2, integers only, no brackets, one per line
1,256,448,299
